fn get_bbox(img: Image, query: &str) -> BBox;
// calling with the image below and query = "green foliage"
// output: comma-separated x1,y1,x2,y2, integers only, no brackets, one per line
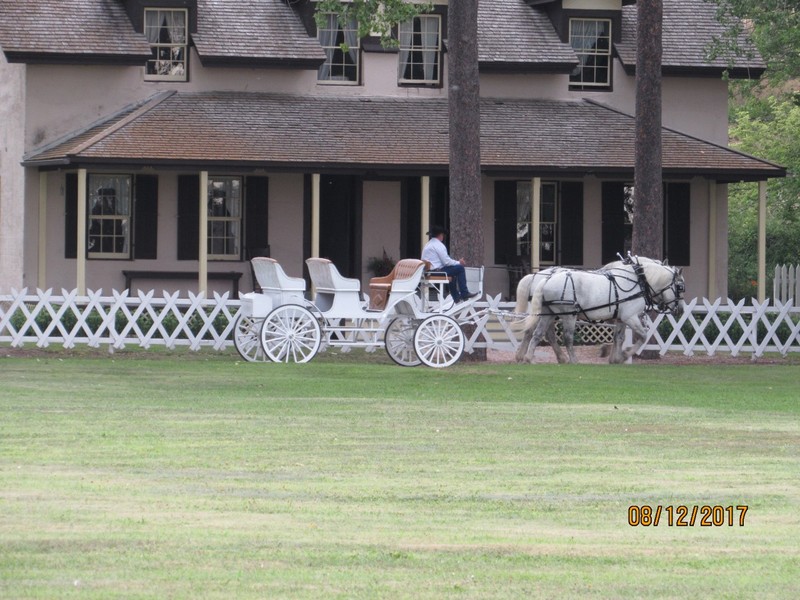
710,0,800,86
727,96,800,299
315,0,432,47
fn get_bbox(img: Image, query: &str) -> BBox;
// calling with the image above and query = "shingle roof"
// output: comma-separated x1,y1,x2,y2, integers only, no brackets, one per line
24,91,784,182
479,0,576,70
616,0,765,76
0,0,151,61
193,0,325,65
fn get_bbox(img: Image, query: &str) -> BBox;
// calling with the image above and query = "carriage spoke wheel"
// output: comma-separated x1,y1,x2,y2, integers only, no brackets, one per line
413,314,464,368
233,315,269,363
384,317,421,367
260,305,321,363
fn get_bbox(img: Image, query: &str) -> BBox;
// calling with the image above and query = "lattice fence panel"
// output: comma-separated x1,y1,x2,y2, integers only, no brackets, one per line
0,288,241,350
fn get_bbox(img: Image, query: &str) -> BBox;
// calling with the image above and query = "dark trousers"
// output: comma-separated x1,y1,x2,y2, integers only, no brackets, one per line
440,264,469,301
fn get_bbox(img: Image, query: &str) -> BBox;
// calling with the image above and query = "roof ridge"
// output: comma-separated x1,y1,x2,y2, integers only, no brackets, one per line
69,91,176,155
583,98,786,171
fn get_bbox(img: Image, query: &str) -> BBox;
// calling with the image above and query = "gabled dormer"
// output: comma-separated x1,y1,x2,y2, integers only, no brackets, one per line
528,0,635,90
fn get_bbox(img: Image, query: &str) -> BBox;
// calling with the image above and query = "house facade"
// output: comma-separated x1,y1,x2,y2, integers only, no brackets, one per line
0,0,785,299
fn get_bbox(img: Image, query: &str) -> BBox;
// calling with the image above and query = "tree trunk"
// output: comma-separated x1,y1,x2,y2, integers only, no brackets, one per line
447,0,483,266
632,0,664,260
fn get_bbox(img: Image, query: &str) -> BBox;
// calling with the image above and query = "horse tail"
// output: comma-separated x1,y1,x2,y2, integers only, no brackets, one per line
514,274,536,315
513,276,547,332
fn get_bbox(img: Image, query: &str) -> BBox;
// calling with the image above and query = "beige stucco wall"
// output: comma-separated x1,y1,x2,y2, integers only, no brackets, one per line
15,32,734,299
0,54,26,293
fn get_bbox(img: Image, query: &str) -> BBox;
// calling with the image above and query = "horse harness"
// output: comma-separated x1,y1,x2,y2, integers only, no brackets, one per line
539,261,683,321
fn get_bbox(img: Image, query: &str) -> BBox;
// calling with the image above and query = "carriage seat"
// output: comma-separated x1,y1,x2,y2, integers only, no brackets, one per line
305,257,363,316
249,257,306,305
368,259,426,311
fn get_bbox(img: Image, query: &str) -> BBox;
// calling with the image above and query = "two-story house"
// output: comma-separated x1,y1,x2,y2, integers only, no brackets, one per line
0,0,785,299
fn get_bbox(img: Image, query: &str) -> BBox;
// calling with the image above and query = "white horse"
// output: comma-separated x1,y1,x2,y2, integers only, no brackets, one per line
515,257,685,364
513,257,665,363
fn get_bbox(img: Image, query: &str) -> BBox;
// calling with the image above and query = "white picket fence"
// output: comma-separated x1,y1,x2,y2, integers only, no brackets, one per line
1,288,800,358
774,264,799,306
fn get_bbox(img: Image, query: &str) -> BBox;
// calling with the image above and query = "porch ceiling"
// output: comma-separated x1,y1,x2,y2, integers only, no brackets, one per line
23,91,785,182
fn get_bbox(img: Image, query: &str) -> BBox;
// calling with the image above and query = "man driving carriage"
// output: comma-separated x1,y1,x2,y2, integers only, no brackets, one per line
421,226,479,304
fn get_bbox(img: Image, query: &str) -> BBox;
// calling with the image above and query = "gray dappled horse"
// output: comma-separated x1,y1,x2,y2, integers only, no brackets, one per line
514,257,685,364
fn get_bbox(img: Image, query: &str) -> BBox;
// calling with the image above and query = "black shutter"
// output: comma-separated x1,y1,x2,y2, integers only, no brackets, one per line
559,181,583,265
494,180,518,264
601,182,626,264
64,173,78,259
245,176,269,259
133,175,158,259
177,174,200,260
664,182,690,266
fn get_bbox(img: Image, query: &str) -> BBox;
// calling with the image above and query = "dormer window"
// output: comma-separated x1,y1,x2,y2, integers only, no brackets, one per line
317,13,360,84
144,8,188,81
569,18,612,89
398,15,441,85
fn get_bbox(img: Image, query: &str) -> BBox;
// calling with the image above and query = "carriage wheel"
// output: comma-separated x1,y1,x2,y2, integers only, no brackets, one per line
413,314,464,368
384,317,421,367
260,305,321,363
233,315,269,363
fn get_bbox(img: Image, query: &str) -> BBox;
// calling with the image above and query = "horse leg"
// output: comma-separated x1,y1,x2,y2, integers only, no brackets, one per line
620,315,649,361
559,315,579,363
608,322,627,364
524,316,554,363
543,321,566,363
516,326,533,363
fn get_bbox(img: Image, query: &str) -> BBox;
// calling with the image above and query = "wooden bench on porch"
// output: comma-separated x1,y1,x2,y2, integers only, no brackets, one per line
122,270,243,295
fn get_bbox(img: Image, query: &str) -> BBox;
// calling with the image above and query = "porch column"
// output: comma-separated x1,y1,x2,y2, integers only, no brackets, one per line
311,173,321,258
531,177,541,272
38,172,47,289
76,168,87,295
707,181,717,300
757,180,767,302
199,170,208,295
420,175,430,253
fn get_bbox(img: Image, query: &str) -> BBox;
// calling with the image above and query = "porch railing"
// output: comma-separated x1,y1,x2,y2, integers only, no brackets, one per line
773,264,799,306
2,288,799,359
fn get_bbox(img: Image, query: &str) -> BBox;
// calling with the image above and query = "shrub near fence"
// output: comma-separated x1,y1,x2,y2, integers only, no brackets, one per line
2,288,800,359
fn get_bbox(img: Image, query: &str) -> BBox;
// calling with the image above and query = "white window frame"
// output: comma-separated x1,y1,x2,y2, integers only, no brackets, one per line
144,8,188,82
207,176,242,261
317,13,360,85
398,14,442,85
87,174,132,259
516,181,559,266
568,18,612,89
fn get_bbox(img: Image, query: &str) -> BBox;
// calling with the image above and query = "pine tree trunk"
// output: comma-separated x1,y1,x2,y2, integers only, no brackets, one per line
632,0,664,260
447,0,483,266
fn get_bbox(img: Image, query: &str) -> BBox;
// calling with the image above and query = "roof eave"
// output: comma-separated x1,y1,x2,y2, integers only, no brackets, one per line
2,50,152,65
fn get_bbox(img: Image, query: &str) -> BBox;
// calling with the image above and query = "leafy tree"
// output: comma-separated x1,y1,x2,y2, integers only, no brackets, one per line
709,0,800,299
728,97,800,299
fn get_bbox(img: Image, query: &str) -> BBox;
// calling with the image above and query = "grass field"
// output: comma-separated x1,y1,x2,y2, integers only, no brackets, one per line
1,349,799,599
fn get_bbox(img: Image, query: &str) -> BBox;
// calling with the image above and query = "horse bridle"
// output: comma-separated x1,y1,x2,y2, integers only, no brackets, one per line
634,263,684,313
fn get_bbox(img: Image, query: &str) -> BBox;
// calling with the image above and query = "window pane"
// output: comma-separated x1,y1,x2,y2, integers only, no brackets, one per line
87,174,131,257
569,19,612,88
207,177,242,259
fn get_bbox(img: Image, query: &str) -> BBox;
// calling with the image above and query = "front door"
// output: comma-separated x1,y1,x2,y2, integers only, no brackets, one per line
319,174,362,278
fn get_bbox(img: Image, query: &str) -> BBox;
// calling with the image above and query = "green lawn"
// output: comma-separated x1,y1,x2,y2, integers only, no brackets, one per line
1,350,799,599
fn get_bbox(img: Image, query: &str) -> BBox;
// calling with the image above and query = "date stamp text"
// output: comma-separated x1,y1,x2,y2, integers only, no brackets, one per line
628,504,748,527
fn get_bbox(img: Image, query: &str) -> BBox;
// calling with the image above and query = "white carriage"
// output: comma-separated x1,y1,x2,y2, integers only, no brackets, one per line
233,256,484,368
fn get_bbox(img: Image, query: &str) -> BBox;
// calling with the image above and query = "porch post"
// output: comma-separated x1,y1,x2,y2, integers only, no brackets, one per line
757,180,767,302
38,172,47,289
76,168,87,295
421,175,430,253
707,180,717,300
531,177,541,271
311,173,321,258
199,170,208,295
